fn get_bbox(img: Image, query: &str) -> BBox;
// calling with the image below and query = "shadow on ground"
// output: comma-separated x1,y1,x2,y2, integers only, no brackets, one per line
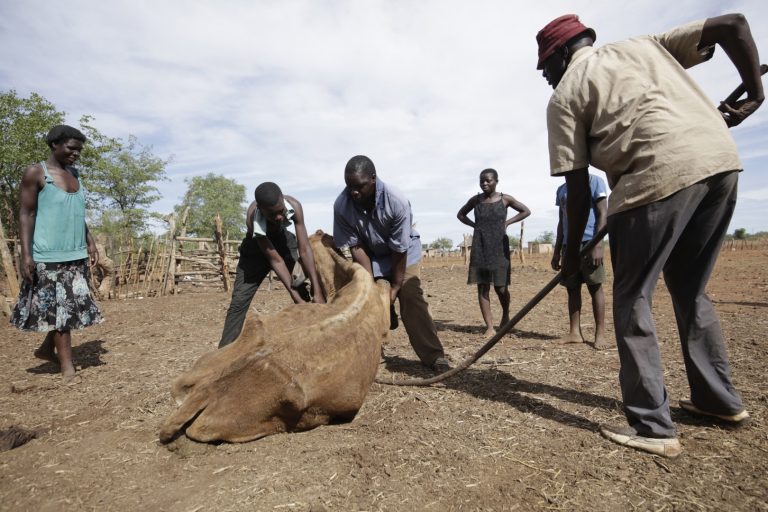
26,339,108,374
434,320,559,341
713,300,768,308
380,354,619,433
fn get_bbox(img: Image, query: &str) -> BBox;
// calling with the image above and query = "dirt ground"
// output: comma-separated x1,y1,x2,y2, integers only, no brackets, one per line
1,249,767,511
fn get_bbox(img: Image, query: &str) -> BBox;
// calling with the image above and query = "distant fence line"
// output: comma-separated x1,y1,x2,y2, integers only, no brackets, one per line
1,215,766,305
722,238,768,251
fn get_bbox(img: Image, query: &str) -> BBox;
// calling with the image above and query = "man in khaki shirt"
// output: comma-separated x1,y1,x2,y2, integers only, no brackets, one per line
537,13,763,457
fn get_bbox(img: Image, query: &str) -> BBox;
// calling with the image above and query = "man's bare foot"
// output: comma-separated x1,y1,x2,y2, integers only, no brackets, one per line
483,327,496,338
34,347,59,365
557,332,584,344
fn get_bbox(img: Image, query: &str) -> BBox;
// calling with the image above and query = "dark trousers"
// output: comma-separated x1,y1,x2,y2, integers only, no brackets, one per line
218,230,298,348
608,171,744,437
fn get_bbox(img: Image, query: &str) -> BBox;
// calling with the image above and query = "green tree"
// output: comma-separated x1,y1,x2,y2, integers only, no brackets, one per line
0,90,65,237
429,237,453,251
508,235,521,250
84,135,169,238
733,228,747,240
534,231,554,244
176,173,247,238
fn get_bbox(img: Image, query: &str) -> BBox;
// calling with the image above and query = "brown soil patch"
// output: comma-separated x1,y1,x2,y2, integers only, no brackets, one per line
1,250,766,511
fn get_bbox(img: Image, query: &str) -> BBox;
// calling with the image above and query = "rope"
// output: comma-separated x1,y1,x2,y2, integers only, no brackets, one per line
375,226,608,386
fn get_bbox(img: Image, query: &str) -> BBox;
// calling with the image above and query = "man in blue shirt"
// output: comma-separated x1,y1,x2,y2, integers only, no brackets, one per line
551,173,608,349
333,155,450,373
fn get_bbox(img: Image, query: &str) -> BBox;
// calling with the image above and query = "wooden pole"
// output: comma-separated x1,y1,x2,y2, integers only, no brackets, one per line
124,241,136,290
214,214,230,292
125,241,134,288
144,236,160,295
115,234,126,297
162,213,177,296
176,206,190,278
178,206,190,238
132,244,144,288
519,221,525,265
0,215,20,299
156,238,167,291
144,237,154,279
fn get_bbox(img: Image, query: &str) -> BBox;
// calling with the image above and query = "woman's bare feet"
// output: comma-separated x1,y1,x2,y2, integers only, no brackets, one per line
592,330,611,350
34,333,59,365
60,361,77,382
61,371,80,385
558,331,584,344
483,326,496,338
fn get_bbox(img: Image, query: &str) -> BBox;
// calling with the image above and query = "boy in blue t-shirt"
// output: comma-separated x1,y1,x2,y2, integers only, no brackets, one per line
551,173,608,348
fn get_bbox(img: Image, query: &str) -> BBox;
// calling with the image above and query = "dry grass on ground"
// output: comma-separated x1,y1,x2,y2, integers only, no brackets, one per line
1,250,767,511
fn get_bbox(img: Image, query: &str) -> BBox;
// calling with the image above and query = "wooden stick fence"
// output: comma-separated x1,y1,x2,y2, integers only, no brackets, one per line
83,214,245,299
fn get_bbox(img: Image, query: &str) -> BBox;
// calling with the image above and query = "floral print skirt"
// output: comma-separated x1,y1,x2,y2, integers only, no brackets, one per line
10,259,104,332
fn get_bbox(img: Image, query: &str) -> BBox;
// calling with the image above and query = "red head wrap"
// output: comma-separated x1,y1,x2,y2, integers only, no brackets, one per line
536,14,595,69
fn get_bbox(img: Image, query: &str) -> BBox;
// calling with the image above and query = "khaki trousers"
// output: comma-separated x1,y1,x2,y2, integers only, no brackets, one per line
396,263,445,366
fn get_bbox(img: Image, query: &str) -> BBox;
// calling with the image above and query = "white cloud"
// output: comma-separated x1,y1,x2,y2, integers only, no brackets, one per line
739,187,768,201
1,0,767,244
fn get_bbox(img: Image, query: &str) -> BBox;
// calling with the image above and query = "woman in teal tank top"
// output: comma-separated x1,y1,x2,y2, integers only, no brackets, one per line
10,125,103,383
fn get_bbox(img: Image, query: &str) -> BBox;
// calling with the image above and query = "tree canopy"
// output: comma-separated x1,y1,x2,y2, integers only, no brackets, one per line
84,134,169,237
429,237,453,251
175,173,247,238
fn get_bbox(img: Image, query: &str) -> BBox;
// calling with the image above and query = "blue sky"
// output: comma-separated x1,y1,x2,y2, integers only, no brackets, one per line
1,0,766,245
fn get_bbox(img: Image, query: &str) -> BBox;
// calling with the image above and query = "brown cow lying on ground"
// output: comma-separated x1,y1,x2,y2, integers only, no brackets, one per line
158,232,390,444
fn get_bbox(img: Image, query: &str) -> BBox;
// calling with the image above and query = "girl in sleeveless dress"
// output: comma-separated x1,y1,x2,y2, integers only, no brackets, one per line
457,169,530,337
11,125,103,382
